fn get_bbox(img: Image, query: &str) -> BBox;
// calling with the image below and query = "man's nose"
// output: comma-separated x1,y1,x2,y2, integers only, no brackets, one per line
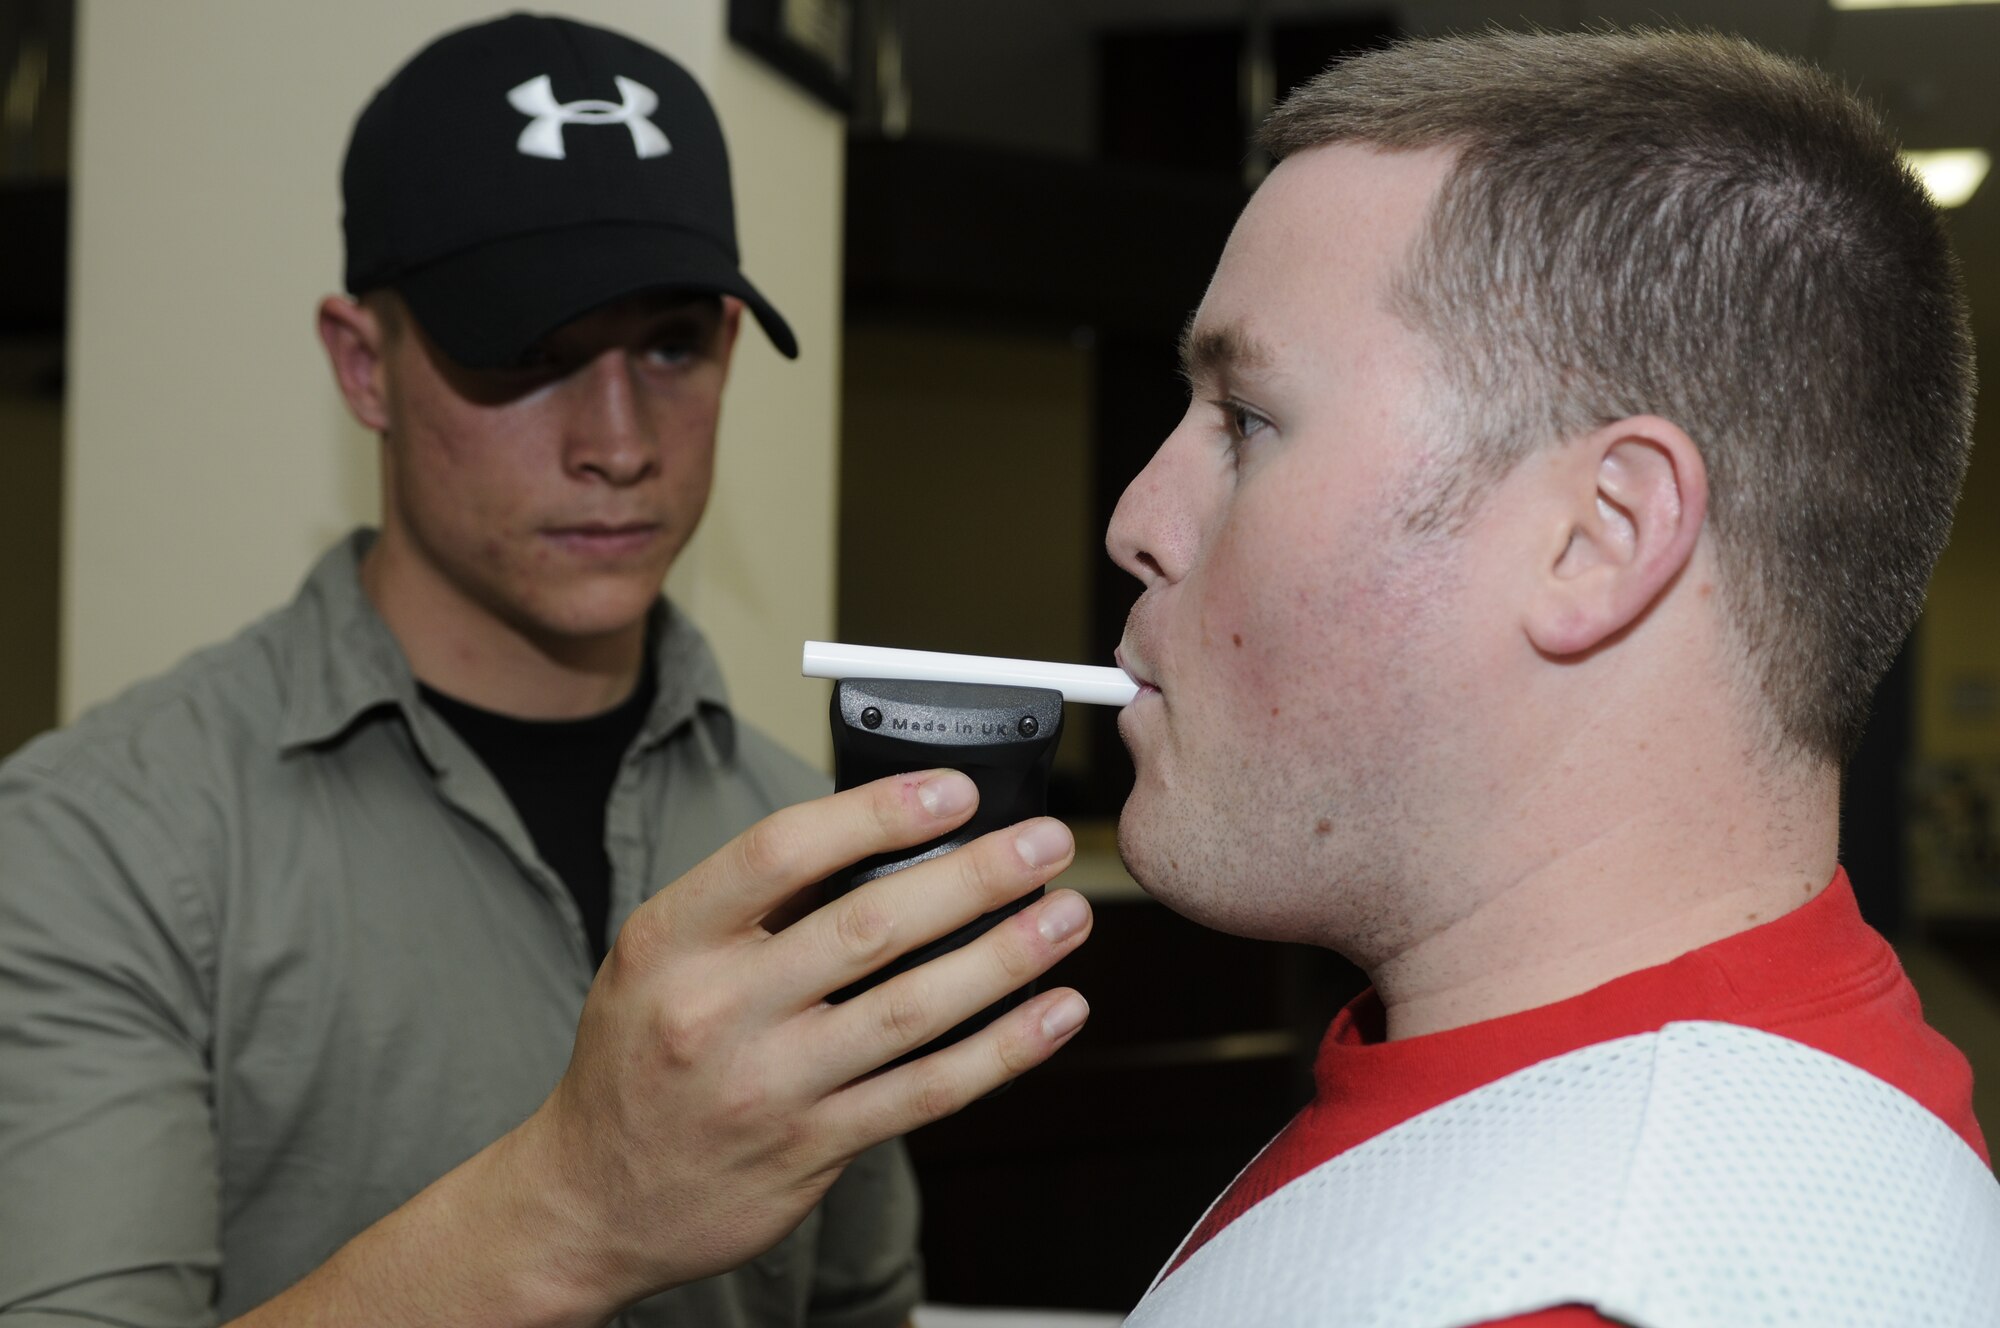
564,350,658,486
1106,430,1193,588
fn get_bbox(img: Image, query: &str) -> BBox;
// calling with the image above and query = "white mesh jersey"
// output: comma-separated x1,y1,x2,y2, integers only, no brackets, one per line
1126,1021,2000,1328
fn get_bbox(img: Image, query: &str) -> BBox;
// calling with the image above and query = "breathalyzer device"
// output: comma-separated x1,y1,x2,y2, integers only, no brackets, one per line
803,642,1137,1062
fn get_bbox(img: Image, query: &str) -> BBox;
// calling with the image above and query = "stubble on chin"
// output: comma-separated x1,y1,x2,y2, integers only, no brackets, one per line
1115,776,1282,940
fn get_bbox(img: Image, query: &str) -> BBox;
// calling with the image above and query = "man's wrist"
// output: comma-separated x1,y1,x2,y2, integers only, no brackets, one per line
484,1099,645,1322
226,1112,630,1328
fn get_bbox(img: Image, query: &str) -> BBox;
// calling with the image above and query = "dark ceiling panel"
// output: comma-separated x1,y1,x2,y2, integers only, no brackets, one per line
845,138,1245,338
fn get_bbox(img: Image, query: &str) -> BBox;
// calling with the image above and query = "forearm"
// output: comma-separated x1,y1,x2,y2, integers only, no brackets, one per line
226,1117,619,1328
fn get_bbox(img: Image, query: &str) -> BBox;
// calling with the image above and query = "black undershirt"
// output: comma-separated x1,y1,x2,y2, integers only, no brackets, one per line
420,671,656,963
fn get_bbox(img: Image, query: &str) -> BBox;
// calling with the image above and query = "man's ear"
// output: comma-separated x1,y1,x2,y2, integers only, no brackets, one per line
316,295,392,433
1525,415,1708,658
716,296,745,379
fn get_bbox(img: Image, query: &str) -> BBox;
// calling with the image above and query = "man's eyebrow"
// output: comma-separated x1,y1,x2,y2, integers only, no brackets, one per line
1176,314,1272,387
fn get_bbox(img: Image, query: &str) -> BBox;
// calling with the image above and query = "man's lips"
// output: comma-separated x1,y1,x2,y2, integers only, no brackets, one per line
541,522,662,557
1115,646,1161,698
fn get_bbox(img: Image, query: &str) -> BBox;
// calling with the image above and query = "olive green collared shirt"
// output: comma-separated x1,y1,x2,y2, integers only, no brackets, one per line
0,532,921,1327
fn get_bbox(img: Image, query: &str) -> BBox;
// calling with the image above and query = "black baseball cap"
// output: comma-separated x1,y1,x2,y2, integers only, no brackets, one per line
341,12,797,366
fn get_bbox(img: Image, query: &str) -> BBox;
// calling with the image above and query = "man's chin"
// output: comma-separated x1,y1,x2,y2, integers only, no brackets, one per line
1116,804,1318,943
526,575,666,638
1118,808,1237,934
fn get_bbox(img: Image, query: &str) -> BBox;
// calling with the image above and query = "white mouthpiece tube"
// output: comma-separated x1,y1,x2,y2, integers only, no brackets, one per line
802,641,1140,708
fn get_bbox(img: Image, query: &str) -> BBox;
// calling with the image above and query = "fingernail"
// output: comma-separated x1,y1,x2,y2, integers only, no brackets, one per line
916,771,975,817
1014,819,1073,869
1037,891,1088,944
1041,993,1088,1040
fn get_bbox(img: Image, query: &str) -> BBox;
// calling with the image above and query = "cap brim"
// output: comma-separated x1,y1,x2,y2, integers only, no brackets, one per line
392,223,798,366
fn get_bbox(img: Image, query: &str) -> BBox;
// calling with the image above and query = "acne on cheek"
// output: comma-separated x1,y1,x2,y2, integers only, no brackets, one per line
1193,571,1252,657
484,534,532,569
1194,592,1275,696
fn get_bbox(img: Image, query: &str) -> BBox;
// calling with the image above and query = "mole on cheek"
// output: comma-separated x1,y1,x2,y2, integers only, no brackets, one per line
1315,819,1332,836
1232,633,1243,647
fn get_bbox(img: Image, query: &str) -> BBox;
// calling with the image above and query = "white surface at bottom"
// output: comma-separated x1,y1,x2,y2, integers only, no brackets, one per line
914,1306,1123,1328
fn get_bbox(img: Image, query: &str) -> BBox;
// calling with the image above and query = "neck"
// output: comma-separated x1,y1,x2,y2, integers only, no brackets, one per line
1369,731,1840,1043
361,531,648,719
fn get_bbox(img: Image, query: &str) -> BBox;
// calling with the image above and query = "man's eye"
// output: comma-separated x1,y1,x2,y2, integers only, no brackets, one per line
1219,400,1271,460
645,320,713,366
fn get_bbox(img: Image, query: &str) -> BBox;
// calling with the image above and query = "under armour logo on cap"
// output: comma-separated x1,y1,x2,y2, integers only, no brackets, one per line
506,74,671,160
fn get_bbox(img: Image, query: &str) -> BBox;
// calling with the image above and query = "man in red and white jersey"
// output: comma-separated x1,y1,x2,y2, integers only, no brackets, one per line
1105,28,1997,1327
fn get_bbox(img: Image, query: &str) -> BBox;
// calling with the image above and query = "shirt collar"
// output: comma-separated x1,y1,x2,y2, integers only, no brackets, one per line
277,528,736,761
637,597,737,760
1313,867,1881,1106
277,531,423,754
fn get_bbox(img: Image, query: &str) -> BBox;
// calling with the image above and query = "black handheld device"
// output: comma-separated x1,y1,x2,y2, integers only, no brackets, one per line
825,677,1064,1064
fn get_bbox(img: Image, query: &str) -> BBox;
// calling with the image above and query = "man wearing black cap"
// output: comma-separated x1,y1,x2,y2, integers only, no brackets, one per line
0,13,1093,1326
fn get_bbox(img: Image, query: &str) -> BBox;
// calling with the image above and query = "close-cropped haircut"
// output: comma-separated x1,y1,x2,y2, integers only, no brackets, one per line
1261,29,1975,764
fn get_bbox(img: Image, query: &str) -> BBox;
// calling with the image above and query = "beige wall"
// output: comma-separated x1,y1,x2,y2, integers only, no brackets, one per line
65,0,842,766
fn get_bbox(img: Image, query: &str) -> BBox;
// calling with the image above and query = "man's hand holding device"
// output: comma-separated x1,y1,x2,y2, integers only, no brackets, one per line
501,643,1132,1307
